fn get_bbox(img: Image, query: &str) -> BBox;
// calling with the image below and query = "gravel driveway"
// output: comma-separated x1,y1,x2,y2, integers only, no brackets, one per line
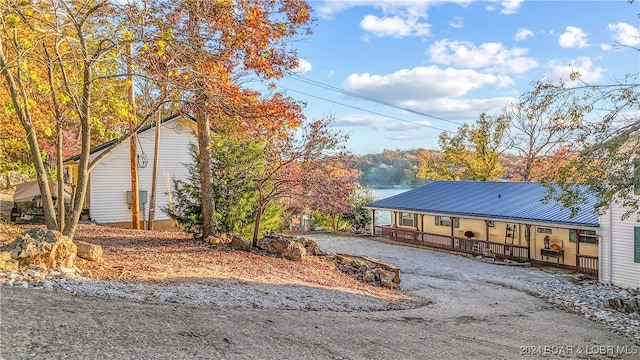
1,234,638,359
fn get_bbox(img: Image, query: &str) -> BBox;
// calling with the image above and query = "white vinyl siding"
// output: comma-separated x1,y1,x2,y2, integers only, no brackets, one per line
89,117,196,224
599,202,640,289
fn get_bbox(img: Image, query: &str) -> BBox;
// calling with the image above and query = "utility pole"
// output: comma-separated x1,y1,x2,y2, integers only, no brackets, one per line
148,112,161,230
127,42,140,229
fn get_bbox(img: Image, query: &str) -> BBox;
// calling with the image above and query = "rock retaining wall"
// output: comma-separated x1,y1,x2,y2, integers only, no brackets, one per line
327,253,401,289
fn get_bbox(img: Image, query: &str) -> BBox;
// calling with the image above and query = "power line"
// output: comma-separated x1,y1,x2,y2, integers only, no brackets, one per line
278,85,453,133
292,75,465,126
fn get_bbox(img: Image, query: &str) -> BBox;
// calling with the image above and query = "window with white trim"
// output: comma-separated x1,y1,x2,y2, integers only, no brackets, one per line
435,216,459,228
400,212,418,227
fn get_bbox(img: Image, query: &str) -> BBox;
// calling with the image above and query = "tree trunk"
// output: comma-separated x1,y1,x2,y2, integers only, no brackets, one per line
56,124,65,229
197,107,216,239
252,200,266,247
63,54,93,240
0,40,58,230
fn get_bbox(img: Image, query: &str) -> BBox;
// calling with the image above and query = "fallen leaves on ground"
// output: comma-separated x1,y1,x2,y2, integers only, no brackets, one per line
63,224,409,301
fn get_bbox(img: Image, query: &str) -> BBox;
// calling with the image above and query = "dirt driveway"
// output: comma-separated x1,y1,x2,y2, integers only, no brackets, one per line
1,234,638,359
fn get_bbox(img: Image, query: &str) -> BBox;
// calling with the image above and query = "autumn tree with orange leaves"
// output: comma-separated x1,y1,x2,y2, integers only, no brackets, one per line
123,0,313,238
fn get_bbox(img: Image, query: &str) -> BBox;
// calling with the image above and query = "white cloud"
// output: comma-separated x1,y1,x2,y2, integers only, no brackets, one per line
343,66,504,102
514,28,533,41
558,26,590,48
607,22,640,47
316,1,459,18
427,39,538,74
293,59,312,74
333,113,431,131
501,0,523,14
361,14,430,38
449,16,463,29
545,56,605,84
406,97,517,119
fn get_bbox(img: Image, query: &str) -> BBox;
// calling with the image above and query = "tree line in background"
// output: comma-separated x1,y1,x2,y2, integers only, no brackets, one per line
359,68,639,220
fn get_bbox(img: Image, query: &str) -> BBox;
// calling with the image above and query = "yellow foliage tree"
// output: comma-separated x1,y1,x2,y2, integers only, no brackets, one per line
418,113,509,182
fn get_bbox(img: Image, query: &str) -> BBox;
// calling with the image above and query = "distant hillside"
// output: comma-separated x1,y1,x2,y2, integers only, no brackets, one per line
356,149,438,187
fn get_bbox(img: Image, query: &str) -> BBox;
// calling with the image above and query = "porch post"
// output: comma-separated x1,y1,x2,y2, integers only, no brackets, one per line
370,209,375,236
525,224,531,260
575,229,581,271
485,220,490,242
450,217,455,237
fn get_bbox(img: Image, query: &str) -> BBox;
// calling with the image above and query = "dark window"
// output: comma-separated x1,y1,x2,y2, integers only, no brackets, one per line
569,229,598,244
435,216,459,228
634,227,640,264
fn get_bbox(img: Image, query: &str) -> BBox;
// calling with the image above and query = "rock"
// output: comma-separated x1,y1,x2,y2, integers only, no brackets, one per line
0,258,18,271
5,228,76,269
0,251,18,271
378,271,397,289
25,269,44,279
0,251,10,262
482,248,495,258
230,235,252,252
75,241,103,262
60,266,77,280
362,271,376,283
306,245,326,256
81,269,92,278
206,234,228,245
258,235,307,261
287,242,306,262
305,238,317,248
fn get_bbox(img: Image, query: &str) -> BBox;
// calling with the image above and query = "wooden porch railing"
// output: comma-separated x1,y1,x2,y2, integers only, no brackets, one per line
374,226,530,262
576,254,599,279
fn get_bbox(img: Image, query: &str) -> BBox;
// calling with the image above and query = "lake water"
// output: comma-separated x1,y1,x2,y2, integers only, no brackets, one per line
370,187,412,226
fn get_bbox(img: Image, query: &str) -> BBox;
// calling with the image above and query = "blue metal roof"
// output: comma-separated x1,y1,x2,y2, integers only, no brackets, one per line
366,181,599,228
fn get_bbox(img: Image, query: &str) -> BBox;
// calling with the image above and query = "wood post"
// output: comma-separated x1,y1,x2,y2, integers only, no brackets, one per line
127,42,140,229
148,112,161,230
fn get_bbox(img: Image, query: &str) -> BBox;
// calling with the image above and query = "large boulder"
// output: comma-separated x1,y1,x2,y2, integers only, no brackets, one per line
258,235,306,261
230,235,252,252
75,241,103,262
3,228,76,269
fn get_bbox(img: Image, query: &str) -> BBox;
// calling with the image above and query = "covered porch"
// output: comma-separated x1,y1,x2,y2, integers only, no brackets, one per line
373,225,530,262
373,224,599,278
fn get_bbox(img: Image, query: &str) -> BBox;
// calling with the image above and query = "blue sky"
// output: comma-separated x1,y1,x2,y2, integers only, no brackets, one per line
260,1,639,154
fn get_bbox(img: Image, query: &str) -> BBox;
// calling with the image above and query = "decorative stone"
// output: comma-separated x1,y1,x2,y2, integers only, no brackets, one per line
379,272,397,289
258,235,307,261
230,235,252,252
287,242,306,262
206,234,227,246
362,271,376,283
4,228,76,269
0,258,18,271
75,241,103,262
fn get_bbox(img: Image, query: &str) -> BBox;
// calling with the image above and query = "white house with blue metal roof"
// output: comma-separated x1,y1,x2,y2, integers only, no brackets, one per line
365,181,600,277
